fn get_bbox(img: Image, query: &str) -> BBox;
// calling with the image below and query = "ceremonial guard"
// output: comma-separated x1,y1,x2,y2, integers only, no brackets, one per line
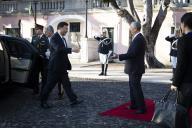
94,30,113,76
31,24,49,94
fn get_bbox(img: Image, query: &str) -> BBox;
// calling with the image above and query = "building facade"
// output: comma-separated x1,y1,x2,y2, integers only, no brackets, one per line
0,0,192,64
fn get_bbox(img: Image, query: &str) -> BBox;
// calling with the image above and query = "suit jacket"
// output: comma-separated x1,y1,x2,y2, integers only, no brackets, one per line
31,34,49,59
119,33,146,75
48,32,72,73
173,32,192,93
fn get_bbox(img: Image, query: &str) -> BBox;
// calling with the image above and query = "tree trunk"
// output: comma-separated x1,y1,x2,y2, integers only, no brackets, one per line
145,35,165,68
142,0,165,68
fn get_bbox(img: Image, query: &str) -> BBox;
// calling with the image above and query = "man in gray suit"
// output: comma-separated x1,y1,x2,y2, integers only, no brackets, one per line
41,22,82,108
113,21,146,114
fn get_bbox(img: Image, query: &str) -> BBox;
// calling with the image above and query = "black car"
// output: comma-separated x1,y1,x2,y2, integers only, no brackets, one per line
0,35,40,88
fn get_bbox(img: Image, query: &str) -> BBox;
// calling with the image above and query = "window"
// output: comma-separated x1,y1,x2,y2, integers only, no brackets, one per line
5,28,20,37
6,41,18,57
70,22,80,32
92,0,109,8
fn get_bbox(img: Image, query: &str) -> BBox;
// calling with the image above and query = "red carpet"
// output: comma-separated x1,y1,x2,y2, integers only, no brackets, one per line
100,99,192,123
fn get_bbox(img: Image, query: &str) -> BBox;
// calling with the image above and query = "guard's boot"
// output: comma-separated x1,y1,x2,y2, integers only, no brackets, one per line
104,64,108,76
99,64,104,76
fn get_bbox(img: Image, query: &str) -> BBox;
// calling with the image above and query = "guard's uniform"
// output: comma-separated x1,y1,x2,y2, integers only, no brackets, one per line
95,36,113,64
94,36,113,76
31,34,49,93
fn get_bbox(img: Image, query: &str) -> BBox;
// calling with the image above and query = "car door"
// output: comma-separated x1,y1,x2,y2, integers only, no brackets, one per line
0,40,9,84
5,38,34,84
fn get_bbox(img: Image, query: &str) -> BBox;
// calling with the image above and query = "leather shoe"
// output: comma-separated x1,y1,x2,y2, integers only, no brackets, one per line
70,100,83,107
134,109,146,114
58,91,64,100
128,105,137,110
41,102,52,109
99,72,104,76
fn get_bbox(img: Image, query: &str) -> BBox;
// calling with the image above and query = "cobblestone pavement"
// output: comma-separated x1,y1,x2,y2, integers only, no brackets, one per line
0,78,173,128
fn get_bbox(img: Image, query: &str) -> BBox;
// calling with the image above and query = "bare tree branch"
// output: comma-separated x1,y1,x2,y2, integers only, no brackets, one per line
108,0,120,9
107,0,135,24
151,0,170,45
127,0,140,22
142,0,153,27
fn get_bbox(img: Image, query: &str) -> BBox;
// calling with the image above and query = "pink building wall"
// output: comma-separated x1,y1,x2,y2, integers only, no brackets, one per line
0,8,190,65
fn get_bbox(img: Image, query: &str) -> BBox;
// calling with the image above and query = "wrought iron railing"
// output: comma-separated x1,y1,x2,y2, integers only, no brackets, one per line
1,0,190,15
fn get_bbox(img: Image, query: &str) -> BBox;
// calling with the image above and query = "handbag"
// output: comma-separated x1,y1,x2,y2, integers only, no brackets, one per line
151,90,187,128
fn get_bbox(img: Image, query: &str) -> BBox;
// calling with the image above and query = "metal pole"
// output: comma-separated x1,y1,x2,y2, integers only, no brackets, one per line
85,0,88,38
34,1,37,25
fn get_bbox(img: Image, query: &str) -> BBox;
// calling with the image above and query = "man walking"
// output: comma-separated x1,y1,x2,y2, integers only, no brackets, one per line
113,21,146,114
41,22,82,108
31,24,49,95
45,25,64,99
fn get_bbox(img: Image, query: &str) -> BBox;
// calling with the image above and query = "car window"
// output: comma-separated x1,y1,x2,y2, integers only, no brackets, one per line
6,39,32,58
15,42,31,58
6,41,18,57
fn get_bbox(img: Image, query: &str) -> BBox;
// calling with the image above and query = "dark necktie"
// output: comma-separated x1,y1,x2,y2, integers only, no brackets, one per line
62,37,67,48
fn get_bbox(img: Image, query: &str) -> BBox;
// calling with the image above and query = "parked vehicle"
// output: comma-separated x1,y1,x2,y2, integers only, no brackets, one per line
0,35,40,88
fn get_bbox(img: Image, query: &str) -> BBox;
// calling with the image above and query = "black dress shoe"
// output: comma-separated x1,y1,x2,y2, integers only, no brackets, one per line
128,105,137,110
41,102,52,109
99,72,104,76
58,91,64,100
70,100,83,107
134,109,146,114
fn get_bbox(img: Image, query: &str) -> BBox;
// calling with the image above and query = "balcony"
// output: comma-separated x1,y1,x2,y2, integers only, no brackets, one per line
40,1,65,12
0,1,17,14
170,0,192,7
0,0,128,15
0,0,66,15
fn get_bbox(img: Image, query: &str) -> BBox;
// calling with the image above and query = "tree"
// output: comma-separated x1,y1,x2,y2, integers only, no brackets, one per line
103,0,171,68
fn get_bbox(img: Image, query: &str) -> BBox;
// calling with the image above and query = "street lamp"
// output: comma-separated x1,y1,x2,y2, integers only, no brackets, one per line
34,1,37,25
85,0,88,38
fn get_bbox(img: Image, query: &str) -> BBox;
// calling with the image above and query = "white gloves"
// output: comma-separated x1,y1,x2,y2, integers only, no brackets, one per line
45,49,50,59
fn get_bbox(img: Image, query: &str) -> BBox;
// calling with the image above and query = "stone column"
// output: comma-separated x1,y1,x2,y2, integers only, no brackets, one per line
80,38,99,63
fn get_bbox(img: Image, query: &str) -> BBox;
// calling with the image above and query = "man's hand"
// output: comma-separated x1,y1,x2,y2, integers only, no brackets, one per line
170,85,177,91
45,49,50,59
72,47,80,53
111,53,118,59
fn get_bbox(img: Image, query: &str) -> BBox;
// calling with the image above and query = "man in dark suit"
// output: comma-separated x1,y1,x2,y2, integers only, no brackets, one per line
31,24,49,95
41,22,82,108
171,12,192,128
45,25,64,99
113,21,146,114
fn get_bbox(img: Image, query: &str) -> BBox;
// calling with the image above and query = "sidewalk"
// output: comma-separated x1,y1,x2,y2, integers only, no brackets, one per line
69,62,172,84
